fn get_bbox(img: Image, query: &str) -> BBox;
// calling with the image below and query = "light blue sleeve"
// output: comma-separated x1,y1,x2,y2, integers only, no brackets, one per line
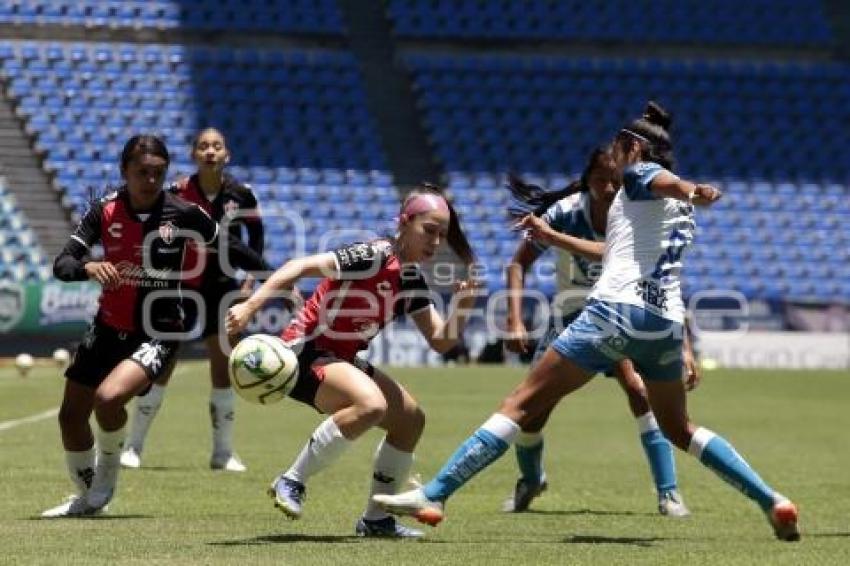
623,162,667,201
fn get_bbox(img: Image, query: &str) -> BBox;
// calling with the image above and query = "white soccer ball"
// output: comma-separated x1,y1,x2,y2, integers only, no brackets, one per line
15,353,34,376
228,334,298,405
52,348,70,367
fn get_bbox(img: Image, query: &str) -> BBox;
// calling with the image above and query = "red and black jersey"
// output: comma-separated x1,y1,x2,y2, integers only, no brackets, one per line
170,173,263,289
54,188,268,334
282,241,434,361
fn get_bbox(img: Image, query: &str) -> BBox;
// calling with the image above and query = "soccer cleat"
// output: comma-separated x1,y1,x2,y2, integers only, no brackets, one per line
86,464,119,511
372,488,444,527
767,499,800,542
120,447,141,469
658,490,690,517
210,453,247,472
502,476,548,513
268,476,306,519
355,516,424,538
40,495,103,518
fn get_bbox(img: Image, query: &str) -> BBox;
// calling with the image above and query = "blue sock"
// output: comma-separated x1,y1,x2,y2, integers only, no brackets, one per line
515,433,544,485
422,415,517,501
690,428,776,511
638,413,677,495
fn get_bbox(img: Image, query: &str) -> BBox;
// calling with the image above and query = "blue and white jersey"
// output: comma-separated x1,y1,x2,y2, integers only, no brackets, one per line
590,162,695,323
532,192,605,316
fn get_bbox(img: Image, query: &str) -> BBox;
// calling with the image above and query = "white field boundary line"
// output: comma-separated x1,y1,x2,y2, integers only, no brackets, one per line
0,408,59,432
0,364,193,433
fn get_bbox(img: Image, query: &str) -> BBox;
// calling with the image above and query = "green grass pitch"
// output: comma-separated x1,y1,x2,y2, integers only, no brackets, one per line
1,362,849,565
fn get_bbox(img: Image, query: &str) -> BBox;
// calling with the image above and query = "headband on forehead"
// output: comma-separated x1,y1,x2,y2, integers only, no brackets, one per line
400,193,450,221
620,128,650,144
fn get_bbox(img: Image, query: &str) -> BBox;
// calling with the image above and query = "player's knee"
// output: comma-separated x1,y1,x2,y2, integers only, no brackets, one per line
406,405,426,438
356,396,388,428
93,384,126,412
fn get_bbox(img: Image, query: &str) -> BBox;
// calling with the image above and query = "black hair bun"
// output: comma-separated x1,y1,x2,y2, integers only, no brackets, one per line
643,101,672,130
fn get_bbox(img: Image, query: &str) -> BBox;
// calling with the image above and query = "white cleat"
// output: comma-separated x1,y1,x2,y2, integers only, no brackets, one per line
120,447,141,469
41,495,103,518
373,488,444,527
658,490,690,517
210,453,247,472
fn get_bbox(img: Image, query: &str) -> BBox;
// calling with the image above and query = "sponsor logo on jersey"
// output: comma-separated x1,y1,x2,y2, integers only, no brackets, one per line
114,261,171,287
107,222,123,239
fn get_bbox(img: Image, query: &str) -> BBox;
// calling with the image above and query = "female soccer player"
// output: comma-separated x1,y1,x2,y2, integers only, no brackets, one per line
42,135,267,518
502,146,694,516
375,105,800,541
226,184,481,538
121,128,265,473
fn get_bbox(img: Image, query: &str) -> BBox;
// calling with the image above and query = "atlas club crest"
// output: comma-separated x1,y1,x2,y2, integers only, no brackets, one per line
158,220,177,244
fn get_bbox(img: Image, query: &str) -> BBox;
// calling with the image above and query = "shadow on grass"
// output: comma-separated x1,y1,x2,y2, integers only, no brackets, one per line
210,534,361,546
807,532,850,538
29,513,155,522
526,508,656,518
562,534,666,547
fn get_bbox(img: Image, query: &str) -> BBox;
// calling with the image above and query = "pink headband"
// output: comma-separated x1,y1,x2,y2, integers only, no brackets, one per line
400,194,450,222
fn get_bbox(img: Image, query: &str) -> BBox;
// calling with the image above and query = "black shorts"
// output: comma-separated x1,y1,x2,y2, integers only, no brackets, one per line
65,321,180,389
288,341,376,411
183,279,241,340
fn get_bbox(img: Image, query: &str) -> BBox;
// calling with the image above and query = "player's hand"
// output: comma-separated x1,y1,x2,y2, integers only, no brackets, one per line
683,350,701,391
691,184,722,206
505,319,529,354
515,214,555,246
84,261,121,290
225,302,254,336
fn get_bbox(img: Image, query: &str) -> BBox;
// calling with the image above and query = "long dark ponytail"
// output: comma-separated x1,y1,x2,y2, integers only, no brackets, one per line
506,147,612,219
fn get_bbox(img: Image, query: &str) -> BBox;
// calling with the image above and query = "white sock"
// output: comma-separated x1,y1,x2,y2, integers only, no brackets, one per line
283,417,352,485
89,425,125,507
363,439,414,521
210,387,236,458
65,448,95,496
515,431,543,447
687,427,717,458
481,413,521,443
126,383,166,453
636,411,661,434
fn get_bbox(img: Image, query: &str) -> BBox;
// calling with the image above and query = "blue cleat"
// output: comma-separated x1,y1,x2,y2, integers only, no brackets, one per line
268,476,306,519
355,516,424,538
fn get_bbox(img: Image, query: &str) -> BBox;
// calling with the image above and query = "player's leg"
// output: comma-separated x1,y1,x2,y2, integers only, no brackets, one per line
643,375,799,540
206,332,245,471
503,405,551,512
269,360,387,520
121,368,170,469
89,339,179,511
375,347,594,525
613,359,688,517
41,380,98,518
353,366,425,537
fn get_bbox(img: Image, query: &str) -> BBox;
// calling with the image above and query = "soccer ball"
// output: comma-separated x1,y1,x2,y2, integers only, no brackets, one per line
228,334,298,405
15,353,34,377
53,348,70,367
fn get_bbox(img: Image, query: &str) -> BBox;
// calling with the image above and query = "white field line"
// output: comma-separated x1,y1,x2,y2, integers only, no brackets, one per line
0,408,59,432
